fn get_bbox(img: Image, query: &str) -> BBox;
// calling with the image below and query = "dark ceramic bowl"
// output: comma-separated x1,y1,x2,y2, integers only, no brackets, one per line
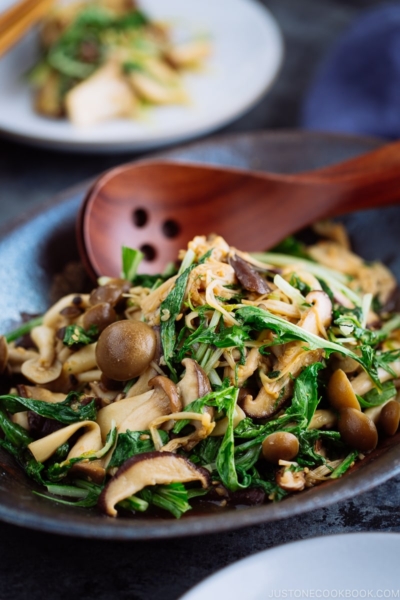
1,131,400,540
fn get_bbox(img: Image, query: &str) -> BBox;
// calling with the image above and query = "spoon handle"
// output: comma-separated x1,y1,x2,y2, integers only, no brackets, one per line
297,138,400,181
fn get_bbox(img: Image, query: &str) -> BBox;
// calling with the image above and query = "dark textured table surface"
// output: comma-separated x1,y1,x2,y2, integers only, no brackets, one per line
0,2,399,600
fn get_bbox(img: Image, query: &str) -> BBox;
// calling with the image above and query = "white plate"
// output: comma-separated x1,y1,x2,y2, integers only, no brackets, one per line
0,0,283,153
181,533,400,600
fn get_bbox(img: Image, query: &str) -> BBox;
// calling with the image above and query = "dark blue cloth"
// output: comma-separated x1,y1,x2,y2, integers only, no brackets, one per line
302,4,400,139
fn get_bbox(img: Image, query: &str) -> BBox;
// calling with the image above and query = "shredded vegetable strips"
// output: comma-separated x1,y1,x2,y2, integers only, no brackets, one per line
1,225,400,518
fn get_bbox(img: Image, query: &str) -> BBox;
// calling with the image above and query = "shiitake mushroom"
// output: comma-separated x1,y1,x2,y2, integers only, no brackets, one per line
96,320,156,381
262,432,299,464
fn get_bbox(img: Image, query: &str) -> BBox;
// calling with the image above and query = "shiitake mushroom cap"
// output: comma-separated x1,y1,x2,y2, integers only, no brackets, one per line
96,320,156,381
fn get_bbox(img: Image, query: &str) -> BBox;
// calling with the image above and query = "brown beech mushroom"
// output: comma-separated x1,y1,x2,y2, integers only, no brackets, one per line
327,369,361,411
229,254,270,294
262,432,299,464
276,467,305,492
378,400,400,437
89,279,130,308
177,358,211,406
96,320,156,381
83,302,116,333
30,326,56,365
0,336,9,374
21,326,62,384
338,408,378,452
308,409,337,430
98,451,210,517
351,361,400,396
7,347,39,370
63,343,97,375
43,294,89,329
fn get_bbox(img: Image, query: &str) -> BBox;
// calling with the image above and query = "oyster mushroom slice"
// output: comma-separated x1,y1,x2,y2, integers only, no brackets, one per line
175,360,214,451
149,376,182,413
65,61,137,126
297,291,332,336
98,451,211,517
117,377,181,436
178,359,211,406
97,390,154,440
149,410,215,452
28,420,101,463
97,377,180,440
242,348,323,419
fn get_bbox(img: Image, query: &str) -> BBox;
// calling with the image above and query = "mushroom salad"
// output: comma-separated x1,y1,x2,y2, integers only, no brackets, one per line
28,0,211,126
1,224,400,519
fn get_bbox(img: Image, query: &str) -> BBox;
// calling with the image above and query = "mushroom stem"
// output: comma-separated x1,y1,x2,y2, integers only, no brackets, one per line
63,343,98,375
30,326,56,368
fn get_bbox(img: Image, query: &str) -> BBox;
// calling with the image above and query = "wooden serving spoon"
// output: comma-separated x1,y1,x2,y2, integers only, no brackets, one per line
78,139,400,278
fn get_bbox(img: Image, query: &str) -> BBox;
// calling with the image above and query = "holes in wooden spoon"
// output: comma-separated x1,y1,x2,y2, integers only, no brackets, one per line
132,208,148,228
140,244,157,262
162,219,180,239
